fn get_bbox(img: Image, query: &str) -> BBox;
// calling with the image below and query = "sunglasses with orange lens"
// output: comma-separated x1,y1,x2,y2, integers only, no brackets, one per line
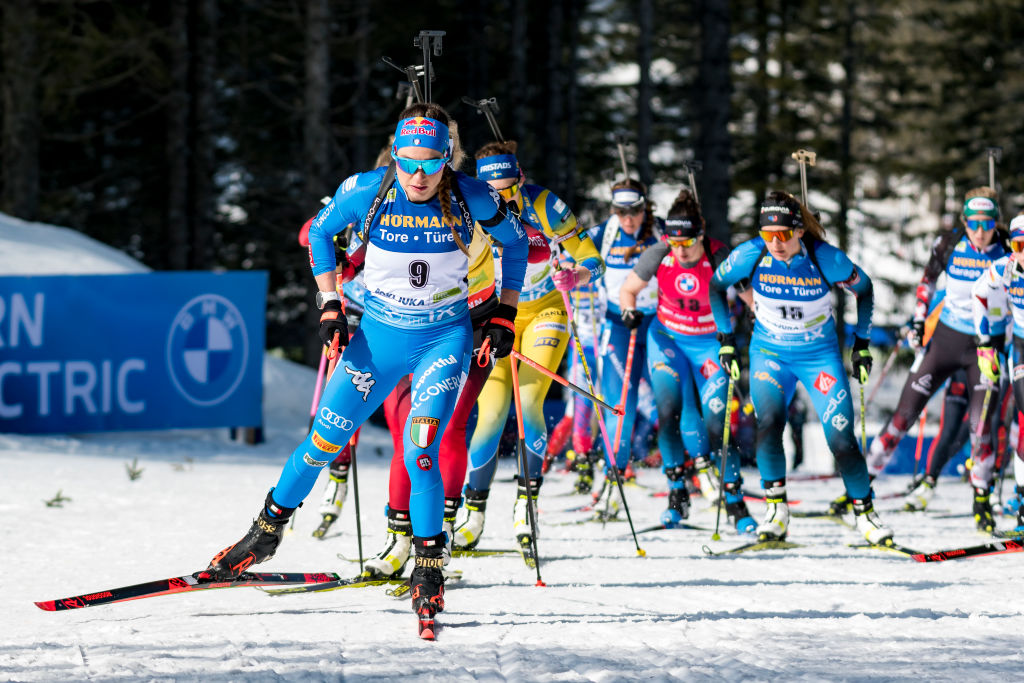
497,182,521,201
759,229,795,243
1011,240,1024,253
666,236,700,248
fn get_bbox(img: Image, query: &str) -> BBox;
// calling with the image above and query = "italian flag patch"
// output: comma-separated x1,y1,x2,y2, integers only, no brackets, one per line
410,417,440,449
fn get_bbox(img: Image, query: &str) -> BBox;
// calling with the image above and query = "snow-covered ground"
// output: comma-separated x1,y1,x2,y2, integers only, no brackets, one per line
4,213,1024,680
4,430,1024,681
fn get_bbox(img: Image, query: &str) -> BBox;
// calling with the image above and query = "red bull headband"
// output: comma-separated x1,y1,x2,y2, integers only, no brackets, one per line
393,116,450,156
759,201,802,228
476,154,520,181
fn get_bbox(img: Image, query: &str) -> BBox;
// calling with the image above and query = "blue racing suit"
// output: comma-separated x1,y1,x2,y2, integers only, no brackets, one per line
711,237,875,498
274,167,528,538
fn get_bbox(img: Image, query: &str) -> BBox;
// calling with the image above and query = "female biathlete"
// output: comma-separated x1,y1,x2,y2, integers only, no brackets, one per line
580,179,661,515
868,188,1008,532
453,140,604,558
972,212,1024,533
356,226,503,579
620,189,754,532
710,191,892,544
200,103,528,626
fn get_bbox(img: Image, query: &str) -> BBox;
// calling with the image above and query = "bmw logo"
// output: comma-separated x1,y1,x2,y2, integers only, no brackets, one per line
676,272,699,295
166,294,249,406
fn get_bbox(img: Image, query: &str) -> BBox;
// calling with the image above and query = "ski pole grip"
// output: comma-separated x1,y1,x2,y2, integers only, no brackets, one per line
477,337,492,367
327,331,340,360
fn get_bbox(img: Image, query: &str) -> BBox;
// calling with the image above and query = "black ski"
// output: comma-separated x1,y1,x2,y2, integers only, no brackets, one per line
35,571,340,611
635,522,712,534
911,538,1023,562
701,540,803,556
386,570,463,599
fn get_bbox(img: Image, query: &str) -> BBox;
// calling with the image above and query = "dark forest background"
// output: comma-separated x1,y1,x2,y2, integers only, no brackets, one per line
3,0,1023,364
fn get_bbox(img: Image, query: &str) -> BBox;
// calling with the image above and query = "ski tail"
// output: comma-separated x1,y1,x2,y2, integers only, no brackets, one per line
911,539,1023,562
35,571,339,611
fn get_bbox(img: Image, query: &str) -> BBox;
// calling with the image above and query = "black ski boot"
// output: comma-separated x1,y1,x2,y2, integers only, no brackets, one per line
513,475,542,567
828,492,851,517
573,448,598,494
202,491,296,580
660,465,691,527
973,486,995,534
411,533,447,639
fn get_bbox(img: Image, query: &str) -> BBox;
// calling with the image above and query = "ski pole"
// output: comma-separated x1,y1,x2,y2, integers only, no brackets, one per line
554,272,644,556
791,149,817,212
712,371,737,541
601,327,638,523
684,159,703,206
613,329,638,454
912,407,927,484
509,350,621,415
510,353,545,586
986,147,1002,191
867,338,906,405
348,433,364,575
615,134,630,180
308,348,329,431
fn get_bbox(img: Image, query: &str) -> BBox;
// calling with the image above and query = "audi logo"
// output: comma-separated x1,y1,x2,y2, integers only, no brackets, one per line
319,408,354,431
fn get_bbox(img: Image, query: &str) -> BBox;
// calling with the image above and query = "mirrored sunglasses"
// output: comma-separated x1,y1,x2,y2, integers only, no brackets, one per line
1011,240,1024,253
666,235,700,248
391,151,446,176
966,218,996,231
497,181,521,201
758,229,795,243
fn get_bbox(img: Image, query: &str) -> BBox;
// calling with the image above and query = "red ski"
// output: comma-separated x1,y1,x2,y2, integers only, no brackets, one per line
417,606,437,640
911,539,1023,563
35,571,340,611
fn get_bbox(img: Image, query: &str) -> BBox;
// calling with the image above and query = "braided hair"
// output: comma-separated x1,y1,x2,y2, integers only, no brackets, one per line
611,178,655,259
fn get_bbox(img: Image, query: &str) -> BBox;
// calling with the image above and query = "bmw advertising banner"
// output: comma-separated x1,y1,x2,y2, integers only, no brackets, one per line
0,272,267,433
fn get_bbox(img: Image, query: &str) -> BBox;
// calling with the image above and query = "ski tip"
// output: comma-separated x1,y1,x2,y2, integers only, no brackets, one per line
34,601,57,611
419,626,436,640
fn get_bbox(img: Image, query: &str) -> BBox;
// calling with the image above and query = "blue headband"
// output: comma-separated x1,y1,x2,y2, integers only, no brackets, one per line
476,154,520,180
1011,215,1024,241
393,116,450,154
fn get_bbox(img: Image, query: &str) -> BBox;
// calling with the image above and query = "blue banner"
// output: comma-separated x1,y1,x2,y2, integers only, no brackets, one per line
0,272,267,433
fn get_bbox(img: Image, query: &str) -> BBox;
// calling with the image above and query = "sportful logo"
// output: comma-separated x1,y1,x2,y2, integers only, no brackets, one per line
166,294,249,407
345,366,375,401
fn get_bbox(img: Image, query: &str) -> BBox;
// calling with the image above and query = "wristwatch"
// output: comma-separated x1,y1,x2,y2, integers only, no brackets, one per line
315,290,341,309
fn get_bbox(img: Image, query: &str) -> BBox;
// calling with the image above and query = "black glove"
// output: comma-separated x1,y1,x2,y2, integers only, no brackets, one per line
318,299,349,349
908,318,925,349
621,308,644,330
482,303,517,359
851,336,872,384
716,332,741,380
